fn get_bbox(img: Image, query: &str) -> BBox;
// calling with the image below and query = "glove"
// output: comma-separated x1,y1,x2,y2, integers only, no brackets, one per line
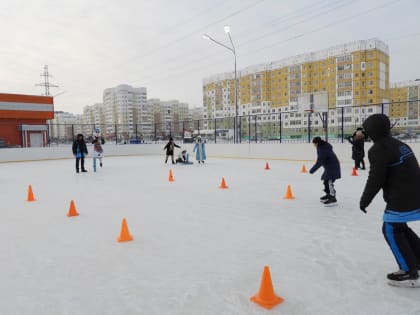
359,205,367,214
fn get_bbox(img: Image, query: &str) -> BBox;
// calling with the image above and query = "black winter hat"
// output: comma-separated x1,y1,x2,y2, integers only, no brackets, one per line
362,114,390,142
312,136,323,144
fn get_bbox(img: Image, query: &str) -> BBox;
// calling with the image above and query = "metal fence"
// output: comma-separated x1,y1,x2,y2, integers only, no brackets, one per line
1,100,419,146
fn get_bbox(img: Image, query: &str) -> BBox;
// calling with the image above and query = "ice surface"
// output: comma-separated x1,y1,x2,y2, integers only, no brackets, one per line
1,156,419,314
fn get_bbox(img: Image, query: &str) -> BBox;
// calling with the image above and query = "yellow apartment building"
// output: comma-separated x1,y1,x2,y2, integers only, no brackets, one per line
203,39,390,130
389,80,420,128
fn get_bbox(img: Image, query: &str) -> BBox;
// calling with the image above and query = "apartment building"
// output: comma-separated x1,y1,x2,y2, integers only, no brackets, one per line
389,80,420,127
81,103,105,135
49,111,82,141
203,39,390,131
102,84,149,137
148,98,190,138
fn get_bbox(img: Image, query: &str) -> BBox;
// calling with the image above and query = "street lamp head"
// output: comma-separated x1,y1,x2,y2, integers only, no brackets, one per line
224,25,230,33
202,34,211,40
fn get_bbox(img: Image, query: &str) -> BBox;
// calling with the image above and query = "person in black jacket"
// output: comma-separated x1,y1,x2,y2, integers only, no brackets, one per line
72,134,88,173
360,114,420,285
309,137,341,206
347,127,366,170
163,137,181,164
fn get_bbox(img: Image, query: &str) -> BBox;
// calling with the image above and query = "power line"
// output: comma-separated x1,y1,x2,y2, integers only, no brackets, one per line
35,65,59,96
138,0,403,87
120,0,268,67
126,0,357,81
236,0,404,57
237,0,355,48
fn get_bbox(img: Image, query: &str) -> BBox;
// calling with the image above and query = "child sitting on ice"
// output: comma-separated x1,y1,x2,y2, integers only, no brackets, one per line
176,149,193,164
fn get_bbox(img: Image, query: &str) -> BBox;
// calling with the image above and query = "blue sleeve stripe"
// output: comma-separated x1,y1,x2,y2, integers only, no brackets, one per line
389,152,414,167
383,209,420,223
384,223,409,271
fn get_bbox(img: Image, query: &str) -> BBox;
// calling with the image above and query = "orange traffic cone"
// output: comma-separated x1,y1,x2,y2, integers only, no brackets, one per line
250,266,284,309
352,167,358,176
117,217,133,242
168,169,175,182
284,185,295,199
265,162,270,170
301,164,307,173
67,200,79,217
27,184,35,202
219,177,228,189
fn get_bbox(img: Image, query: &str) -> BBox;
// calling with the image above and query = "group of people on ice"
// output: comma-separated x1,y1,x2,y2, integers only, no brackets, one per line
309,114,420,287
163,135,206,165
71,114,420,287
72,133,104,173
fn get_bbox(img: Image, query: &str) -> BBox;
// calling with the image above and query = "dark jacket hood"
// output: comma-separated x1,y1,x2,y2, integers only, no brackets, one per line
362,114,390,142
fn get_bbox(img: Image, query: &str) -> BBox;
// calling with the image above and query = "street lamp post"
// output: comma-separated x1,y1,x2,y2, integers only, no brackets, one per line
203,26,239,143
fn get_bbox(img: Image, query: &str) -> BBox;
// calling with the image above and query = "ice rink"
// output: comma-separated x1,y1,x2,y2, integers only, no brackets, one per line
1,154,419,315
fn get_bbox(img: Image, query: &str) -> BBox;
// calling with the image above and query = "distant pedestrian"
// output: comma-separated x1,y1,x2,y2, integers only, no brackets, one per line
309,137,341,206
163,137,181,164
193,135,206,164
72,134,88,173
347,127,366,170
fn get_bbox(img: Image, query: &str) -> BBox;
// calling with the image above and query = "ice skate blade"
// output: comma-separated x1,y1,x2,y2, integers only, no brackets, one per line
324,202,338,207
387,279,420,288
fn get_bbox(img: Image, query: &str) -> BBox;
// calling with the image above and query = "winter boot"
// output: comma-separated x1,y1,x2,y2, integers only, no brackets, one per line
100,162,103,167
324,196,337,207
82,169,88,172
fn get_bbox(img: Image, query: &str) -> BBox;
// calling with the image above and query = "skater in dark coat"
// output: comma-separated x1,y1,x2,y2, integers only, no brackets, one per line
72,134,88,173
359,114,420,286
309,137,341,206
347,128,366,169
163,137,181,164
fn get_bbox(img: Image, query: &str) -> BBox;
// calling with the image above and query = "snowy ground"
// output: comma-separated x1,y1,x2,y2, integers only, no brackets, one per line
1,155,419,315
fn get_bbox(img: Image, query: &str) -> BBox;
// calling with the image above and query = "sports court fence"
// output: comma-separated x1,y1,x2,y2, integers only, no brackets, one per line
1,100,419,147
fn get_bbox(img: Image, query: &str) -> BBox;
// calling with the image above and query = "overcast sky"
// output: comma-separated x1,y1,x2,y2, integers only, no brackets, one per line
1,0,419,114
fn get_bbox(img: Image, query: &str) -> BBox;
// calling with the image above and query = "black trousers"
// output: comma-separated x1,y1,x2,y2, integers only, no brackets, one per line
323,179,336,197
355,159,365,169
165,154,175,164
76,157,85,171
383,222,420,271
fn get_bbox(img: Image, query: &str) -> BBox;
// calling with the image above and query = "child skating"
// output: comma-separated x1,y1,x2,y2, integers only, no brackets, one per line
309,136,341,206
93,139,103,171
163,137,181,164
359,114,420,288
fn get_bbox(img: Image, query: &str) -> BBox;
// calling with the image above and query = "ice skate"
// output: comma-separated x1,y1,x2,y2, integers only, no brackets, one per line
387,270,419,288
324,196,337,207
320,194,330,203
